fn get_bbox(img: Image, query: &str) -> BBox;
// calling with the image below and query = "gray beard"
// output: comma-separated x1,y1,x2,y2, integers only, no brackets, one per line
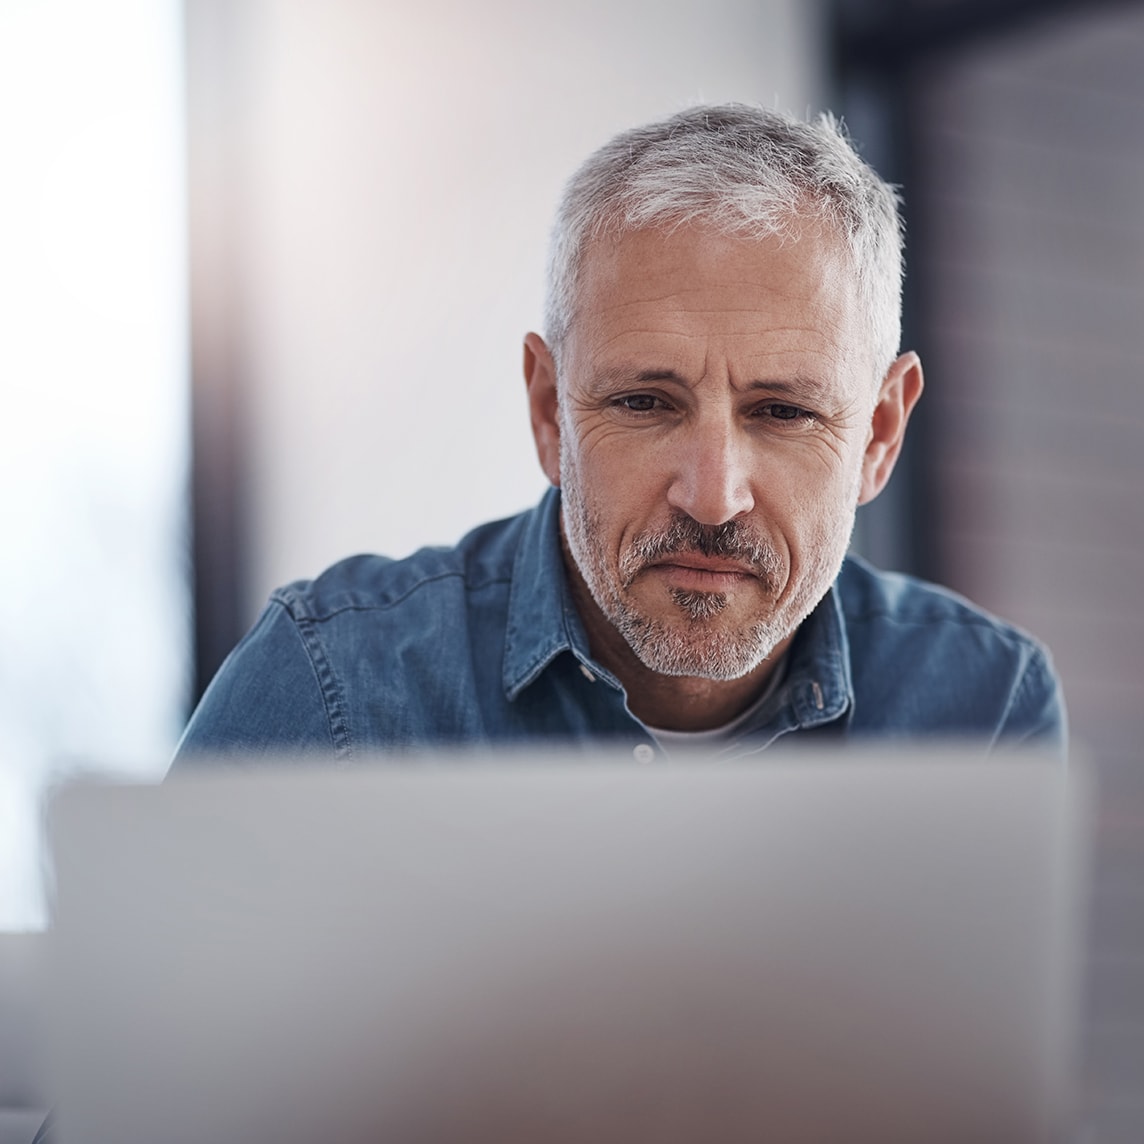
602,584,792,680
560,481,794,680
668,588,729,621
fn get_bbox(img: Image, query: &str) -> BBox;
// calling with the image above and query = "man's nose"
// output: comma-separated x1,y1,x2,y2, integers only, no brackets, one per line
665,420,756,526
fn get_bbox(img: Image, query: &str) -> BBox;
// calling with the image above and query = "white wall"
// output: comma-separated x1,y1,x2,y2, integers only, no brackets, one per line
198,0,823,623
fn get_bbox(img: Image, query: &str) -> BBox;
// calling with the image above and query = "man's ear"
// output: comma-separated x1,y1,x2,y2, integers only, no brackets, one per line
523,331,561,487
859,351,924,505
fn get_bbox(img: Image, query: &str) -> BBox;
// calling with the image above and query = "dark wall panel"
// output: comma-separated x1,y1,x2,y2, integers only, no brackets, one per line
907,9,1144,1136
913,5,1144,784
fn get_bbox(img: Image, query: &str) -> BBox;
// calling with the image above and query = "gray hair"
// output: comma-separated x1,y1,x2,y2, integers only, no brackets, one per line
543,103,904,380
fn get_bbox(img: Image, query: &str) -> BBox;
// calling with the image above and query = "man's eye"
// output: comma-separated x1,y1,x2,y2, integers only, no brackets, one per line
760,403,810,421
615,394,662,413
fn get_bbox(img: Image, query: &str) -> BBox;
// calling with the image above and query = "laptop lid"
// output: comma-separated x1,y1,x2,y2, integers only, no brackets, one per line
45,749,1089,1143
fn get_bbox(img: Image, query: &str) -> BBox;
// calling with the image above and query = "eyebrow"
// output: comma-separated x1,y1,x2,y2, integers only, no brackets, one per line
740,377,830,400
591,367,685,386
593,366,829,400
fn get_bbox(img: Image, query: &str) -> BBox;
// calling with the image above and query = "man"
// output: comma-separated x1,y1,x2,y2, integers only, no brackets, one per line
173,103,1065,766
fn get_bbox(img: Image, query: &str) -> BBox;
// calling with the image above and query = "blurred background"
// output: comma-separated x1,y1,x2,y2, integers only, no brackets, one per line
2,0,1142,1130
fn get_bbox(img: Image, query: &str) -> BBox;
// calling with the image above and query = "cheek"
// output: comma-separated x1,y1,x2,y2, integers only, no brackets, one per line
756,462,858,555
568,433,666,507
579,430,671,498
562,447,632,549
772,441,864,506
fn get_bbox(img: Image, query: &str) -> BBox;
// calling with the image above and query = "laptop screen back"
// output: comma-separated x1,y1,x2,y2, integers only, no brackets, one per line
46,751,1089,1144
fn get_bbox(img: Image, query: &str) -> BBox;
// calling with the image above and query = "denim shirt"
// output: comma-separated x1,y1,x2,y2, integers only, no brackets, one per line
172,489,1066,767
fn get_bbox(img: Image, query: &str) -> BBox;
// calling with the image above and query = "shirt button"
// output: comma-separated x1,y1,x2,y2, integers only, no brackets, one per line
579,664,596,683
633,743,655,764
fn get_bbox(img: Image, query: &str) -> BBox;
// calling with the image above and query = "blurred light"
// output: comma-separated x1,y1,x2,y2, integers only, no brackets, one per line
0,0,189,929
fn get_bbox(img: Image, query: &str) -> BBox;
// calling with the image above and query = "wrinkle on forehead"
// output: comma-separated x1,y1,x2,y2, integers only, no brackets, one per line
580,220,853,298
562,223,876,390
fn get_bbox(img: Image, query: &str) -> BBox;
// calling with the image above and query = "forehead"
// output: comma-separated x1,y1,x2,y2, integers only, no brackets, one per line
567,224,869,379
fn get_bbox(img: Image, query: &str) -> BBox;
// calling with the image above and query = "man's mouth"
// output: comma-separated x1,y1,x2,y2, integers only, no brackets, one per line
650,554,757,577
618,514,783,595
644,555,758,591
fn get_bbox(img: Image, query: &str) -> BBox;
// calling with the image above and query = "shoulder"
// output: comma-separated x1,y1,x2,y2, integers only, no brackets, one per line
837,555,1040,647
835,556,1065,748
269,509,532,624
171,506,543,765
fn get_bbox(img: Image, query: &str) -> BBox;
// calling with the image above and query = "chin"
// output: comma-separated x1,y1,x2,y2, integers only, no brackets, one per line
619,610,790,681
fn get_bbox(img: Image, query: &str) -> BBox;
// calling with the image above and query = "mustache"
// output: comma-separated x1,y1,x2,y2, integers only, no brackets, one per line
620,514,782,589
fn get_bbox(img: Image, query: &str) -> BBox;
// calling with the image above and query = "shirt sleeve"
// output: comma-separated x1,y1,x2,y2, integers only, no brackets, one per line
996,643,1068,758
168,600,338,770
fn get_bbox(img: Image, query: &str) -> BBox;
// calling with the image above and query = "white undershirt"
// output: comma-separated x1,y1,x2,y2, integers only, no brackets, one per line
644,653,789,754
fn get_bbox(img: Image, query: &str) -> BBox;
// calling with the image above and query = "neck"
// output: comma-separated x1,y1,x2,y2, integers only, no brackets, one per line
563,551,791,733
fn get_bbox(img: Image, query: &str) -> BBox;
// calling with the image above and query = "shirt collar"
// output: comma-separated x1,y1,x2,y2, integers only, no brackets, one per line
502,487,591,699
502,488,856,733
775,578,854,730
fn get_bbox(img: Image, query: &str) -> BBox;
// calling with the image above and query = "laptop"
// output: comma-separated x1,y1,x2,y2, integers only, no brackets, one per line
44,749,1090,1143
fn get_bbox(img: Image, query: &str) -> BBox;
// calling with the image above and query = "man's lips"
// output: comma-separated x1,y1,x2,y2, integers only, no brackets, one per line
644,555,759,586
